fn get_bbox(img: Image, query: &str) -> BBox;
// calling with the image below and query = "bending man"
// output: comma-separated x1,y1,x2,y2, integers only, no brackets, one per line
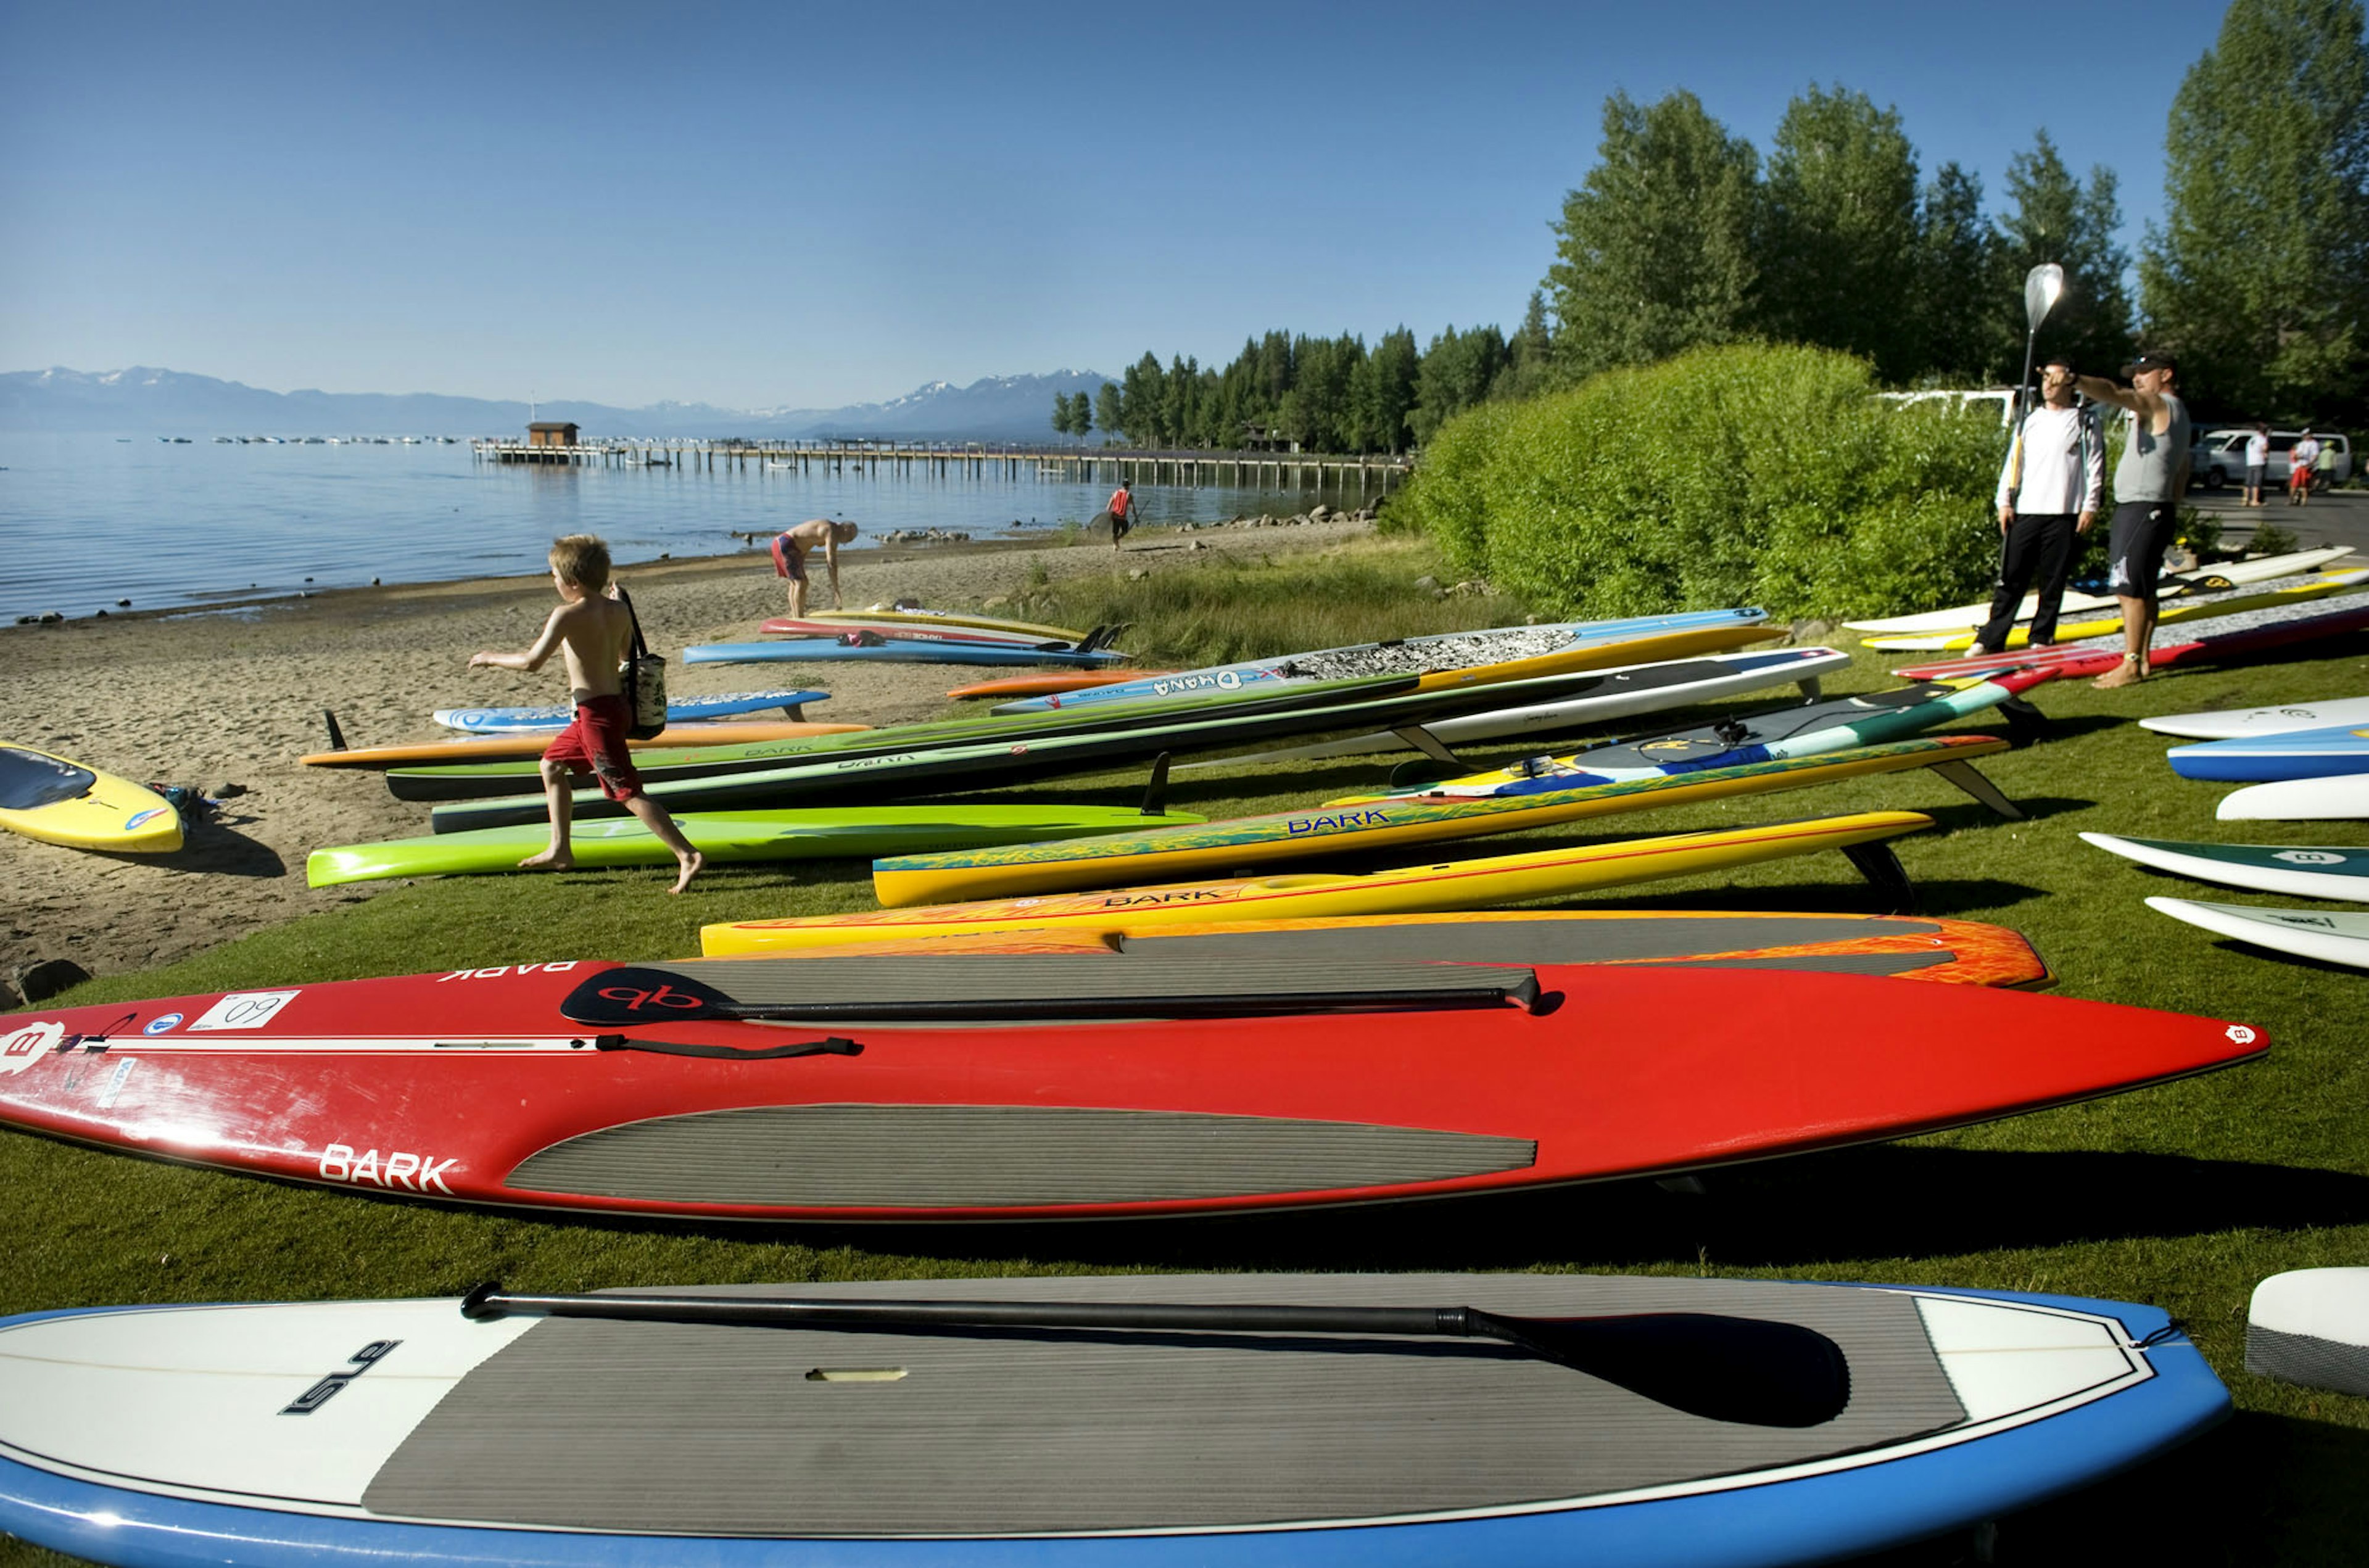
1975,357,2102,654
2070,353,2189,690
771,518,858,617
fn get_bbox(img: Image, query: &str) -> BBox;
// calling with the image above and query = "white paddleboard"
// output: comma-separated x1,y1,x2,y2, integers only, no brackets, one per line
2080,832,2369,901
2216,775,2369,821
1177,646,1853,771
2144,896,2369,968
2249,1268,2369,1397
1843,547,2353,634
2140,696,2369,740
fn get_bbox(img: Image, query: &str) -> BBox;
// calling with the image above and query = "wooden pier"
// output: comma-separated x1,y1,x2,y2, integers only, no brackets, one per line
471,439,1412,497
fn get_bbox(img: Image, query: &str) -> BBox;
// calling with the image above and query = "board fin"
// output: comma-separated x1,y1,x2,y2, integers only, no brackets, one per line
1796,676,1824,701
1139,752,1172,816
1998,695,2052,745
1843,841,1919,915
322,708,348,752
1931,759,2025,819
1389,724,1465,767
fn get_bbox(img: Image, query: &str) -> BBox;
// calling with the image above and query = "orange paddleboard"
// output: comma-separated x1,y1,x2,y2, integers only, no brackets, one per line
947,671,1178,701
301,720,869,769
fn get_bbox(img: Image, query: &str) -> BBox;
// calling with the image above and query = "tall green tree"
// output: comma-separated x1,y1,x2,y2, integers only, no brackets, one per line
1049,392,1075,440
1365,326,1421,452
1997,130,2134,381
1069,390,1093,442
1492,291,1560,403
2142,0,2369,421
1544,90,1761,381
1912,162,2009,383
1409,324,1508,445
1121,353,1169,445
1093,381,1124,444
1756,85,1923,380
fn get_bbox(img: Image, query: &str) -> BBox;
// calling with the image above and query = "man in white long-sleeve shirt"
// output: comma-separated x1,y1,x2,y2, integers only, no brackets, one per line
1974,358,2104,654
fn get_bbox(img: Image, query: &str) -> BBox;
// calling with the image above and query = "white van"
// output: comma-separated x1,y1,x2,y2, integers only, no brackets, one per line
2191,429,2352,489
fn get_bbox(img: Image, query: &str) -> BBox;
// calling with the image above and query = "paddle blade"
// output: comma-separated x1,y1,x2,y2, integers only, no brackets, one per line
1472,1309,1851,1429
2024,263,2065,331
560,966,738,1025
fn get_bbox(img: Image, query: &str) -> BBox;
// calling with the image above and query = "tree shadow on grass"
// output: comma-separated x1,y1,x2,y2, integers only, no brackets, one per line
775,1145,2369,1274
1843,1409,2369,1566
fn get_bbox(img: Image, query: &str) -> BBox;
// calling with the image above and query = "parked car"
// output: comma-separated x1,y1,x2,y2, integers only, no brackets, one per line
2188,429,2352,490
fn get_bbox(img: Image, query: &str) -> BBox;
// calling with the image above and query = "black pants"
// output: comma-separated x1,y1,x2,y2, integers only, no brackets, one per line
1976,512,2078,650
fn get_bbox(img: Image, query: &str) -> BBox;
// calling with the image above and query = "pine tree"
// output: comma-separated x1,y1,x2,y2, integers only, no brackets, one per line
1756,85,1923,381
1544,90,1761,381
2141,0,2369,421
1996,131,2135,384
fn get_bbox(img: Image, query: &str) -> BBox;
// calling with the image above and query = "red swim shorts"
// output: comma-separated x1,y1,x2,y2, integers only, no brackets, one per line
771,532,809,582
542,694,643,802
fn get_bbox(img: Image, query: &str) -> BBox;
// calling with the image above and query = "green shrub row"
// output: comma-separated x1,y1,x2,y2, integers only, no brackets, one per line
1398,342,2011,620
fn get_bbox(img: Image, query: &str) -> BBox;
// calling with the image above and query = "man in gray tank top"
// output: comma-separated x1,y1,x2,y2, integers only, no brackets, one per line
2071,353,2189,688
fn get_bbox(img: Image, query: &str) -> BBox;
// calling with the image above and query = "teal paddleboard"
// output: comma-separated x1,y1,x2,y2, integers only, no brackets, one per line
310,804,1209,887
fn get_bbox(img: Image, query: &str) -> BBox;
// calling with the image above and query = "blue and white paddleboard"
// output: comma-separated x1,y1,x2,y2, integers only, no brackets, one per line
991,611,1769,716
2167,723,2369,783
685,640,1125,669
434,690,829,735
0,1274,2226,1568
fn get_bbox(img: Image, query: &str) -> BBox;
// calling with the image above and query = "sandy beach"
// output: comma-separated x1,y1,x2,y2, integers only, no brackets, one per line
2,516,1377,989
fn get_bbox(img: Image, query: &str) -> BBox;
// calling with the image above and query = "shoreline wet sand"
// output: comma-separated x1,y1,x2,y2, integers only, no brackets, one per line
2,516,1378,989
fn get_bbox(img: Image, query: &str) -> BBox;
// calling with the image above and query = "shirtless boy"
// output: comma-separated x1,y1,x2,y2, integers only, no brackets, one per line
771,518,859,617
469,535,703,893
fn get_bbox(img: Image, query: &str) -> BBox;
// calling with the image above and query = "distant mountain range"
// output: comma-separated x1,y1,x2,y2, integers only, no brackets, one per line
0,366,1115,441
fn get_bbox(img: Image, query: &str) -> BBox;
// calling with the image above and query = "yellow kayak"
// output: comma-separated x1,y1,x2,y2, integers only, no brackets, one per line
701,811,1929,954
0,743,183,854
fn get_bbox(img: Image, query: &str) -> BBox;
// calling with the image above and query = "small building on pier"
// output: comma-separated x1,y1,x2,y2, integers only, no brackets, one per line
527,421,580,448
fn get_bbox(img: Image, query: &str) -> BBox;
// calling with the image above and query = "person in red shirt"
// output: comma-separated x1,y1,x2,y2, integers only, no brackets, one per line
1100,482,1134,550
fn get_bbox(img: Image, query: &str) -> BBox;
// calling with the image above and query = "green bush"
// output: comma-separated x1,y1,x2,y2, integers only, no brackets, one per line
1399,343,2007,619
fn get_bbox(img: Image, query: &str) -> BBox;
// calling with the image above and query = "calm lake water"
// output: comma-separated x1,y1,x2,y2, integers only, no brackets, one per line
0,435,1350,622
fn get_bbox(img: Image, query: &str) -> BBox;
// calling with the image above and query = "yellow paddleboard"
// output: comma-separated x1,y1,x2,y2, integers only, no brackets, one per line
0,743,183,854
868,735,2006,907
807,609,1087,642
301,720,868,769
1867,569,2369,651
702,811,1929,954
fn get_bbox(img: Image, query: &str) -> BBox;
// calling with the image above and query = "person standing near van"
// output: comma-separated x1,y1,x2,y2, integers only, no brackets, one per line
1975,358,2102,654
2244,423,2270,507
2291,430,2323,505
2071,353,2190,690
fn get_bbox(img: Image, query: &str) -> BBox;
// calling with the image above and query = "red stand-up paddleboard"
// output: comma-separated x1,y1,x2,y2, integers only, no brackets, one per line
0,959,2263,1223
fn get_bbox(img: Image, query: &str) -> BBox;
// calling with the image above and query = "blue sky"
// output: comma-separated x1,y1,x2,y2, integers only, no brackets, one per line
1,0,2250,408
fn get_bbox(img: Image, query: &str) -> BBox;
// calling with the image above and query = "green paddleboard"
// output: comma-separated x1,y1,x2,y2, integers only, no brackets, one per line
308,804,1209,887
385,673,1416,803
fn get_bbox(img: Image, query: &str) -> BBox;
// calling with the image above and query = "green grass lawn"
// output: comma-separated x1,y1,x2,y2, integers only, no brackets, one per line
5,538,2369,1565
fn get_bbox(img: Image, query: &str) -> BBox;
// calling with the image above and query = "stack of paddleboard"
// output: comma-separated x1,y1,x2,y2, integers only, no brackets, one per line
0,1271,2235,1568
1846,546,2354,640
1887,587,2369,683
2080,695,2369,967
691,611,1131,668
1859,557,2369,653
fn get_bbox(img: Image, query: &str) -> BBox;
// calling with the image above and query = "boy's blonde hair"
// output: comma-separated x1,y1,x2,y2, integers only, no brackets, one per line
549,535,611,593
